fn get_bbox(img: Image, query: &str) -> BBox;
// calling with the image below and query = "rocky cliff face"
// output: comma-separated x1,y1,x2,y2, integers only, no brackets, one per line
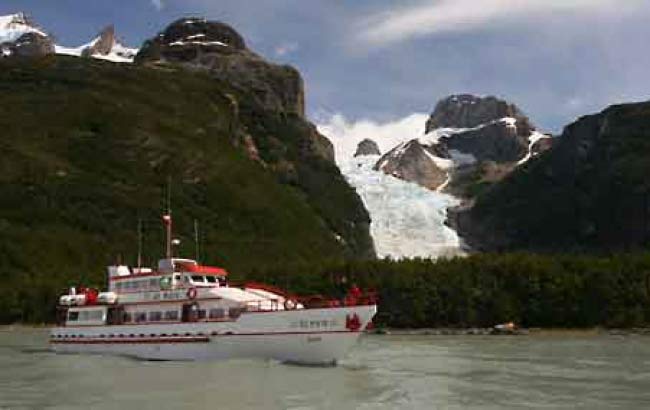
354,139,381,157
452,100,650,252
135,18,304,118
77,25,137,62
426,94,532,133
0,13,54,58
132,18,370,257
375,94,546,194
374,140,449,191
427,95,536,164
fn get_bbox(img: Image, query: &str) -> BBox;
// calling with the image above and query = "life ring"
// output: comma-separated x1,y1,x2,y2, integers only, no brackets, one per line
283,299,297,310
187,287,198,300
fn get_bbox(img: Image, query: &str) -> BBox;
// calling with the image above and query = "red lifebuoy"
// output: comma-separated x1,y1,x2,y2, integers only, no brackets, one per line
187,287,197,300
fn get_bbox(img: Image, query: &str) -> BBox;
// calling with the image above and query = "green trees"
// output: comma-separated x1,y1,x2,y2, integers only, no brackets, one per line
251,253,650,329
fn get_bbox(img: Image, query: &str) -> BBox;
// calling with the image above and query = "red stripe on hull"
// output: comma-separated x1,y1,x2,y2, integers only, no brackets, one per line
50,336,209,344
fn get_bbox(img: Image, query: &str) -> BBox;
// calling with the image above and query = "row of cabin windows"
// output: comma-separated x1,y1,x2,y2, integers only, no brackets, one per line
122,308,233,323
113,278,160,292
67,307,237,323
113,275,223,292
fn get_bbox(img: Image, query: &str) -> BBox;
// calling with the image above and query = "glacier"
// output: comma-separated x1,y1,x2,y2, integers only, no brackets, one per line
318,114,464,259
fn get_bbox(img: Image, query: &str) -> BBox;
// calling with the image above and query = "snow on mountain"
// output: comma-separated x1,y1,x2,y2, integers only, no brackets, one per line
55,25,138,63
516,131,549,165
55,39,137,63
1,13,137,63
0,13,46,43
319,114,465,259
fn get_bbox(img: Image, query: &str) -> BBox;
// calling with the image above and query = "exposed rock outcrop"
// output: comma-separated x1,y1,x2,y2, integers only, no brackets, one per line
82,25,115,56
0,13,53,58
436,119,529,163
374,140,448,190
426,94,533,134
135,17,304,117
531,135,554,156
426,95,536,164
3,31,54,57
354,139,381,157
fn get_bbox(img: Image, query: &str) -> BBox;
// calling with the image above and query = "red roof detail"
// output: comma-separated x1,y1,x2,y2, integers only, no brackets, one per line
187,264,228,276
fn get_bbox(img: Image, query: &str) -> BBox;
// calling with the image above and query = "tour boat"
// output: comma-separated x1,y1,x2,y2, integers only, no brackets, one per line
49,214,377,365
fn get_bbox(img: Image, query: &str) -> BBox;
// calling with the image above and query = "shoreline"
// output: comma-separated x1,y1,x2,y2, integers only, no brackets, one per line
3,324,650,337
369,327,650,337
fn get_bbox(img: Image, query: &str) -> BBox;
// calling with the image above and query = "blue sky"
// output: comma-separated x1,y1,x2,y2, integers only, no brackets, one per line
3,0,650,133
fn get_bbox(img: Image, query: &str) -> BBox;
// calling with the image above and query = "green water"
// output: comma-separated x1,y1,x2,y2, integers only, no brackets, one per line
1,327,649,409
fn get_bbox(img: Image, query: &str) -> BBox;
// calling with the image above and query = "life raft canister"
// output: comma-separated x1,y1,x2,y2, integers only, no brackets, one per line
284,299,297,310
187,287,198,300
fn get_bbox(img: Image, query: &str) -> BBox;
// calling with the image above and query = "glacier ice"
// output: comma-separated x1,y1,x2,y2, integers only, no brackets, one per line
318,114,464,259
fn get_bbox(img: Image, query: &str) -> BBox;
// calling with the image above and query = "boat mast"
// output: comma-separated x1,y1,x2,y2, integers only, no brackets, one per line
137,218,143,268
163,177,172,259
194,219,200,263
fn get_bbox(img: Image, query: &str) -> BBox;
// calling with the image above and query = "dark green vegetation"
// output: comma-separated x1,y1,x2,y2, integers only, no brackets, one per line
0,57,372,323
455,101,650,252
254,253,650,329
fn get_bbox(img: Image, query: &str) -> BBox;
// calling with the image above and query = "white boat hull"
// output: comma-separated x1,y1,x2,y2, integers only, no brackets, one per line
50,305,376,365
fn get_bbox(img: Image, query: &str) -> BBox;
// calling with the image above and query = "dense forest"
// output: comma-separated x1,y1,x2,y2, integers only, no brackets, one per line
5,252,650,328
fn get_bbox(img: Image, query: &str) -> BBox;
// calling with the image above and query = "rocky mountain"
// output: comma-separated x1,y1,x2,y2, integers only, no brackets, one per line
0,13,54,58
135,18,304,117
375,94,550,193
374,140,450,191
56,25,138,62
426,94,532,132
354,139,381,157
0,18,375,322
452,100,650,252
0,13,138,62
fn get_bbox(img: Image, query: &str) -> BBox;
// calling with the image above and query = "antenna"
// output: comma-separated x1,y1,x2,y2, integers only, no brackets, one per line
194,219,200,262
163,176,173,259
137,218,143,269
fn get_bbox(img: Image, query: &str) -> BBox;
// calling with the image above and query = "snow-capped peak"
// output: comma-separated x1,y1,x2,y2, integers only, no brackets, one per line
0,13,48,43
55,25,138,63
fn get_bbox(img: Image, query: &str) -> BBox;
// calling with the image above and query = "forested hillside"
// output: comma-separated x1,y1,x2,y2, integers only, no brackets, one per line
0,56,372,323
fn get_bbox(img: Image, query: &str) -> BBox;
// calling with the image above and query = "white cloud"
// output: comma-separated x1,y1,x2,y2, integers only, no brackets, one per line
356,0,645,47
274,42,299,57
151,0,164,11
317,113,428,162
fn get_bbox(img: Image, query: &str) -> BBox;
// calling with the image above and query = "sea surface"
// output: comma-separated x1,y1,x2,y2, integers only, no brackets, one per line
2,327,650,409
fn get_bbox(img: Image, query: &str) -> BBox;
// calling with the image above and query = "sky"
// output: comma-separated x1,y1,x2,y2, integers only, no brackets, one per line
2,0,650,134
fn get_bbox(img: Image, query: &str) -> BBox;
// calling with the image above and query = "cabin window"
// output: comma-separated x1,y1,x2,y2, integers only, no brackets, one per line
228,308,242,319
149,279,159,287
197,309,207,319
149,311,162,321
209,308,224,319
123,312,132,322
164,310,179,321
67,311,79,321
205,276,216,284
191,275,204,283
80,310,104,321
135,312,147,322
183,276,190,284
174,275,181,281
